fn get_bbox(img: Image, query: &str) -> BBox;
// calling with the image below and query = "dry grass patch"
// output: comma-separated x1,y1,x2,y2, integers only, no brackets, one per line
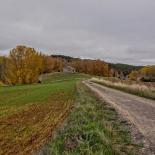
91,78,155,100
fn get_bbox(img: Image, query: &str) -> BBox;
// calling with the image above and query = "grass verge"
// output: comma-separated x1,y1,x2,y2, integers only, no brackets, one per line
39,82,140,155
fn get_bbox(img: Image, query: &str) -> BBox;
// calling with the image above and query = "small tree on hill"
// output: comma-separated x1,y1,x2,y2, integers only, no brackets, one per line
129,70,139,81
4,46,44,85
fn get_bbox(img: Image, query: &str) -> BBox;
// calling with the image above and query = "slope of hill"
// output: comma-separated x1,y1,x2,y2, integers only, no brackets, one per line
109,63,143,76
51,54,143,76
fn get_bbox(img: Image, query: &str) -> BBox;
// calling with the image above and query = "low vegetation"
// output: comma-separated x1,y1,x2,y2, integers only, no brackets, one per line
129,65,155,82
0,73,89,155
41,72,91,84
39,82,139,155
91,78,155,100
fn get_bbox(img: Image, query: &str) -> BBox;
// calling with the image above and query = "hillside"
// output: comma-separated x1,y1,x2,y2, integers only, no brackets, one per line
51,54,143,76
109,63,143,76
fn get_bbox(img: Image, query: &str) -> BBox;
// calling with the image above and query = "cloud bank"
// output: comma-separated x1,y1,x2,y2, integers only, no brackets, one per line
0,0,155,65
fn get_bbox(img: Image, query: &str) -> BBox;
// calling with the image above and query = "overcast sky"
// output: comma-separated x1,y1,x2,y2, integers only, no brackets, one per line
0,0,155,65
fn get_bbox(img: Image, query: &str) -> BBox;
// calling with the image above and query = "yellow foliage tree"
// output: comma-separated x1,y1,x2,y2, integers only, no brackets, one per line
43,56,63,73
129,70,139,81
140,65,155,81
5,46,44,85
0,56,3,80
71,59,109,76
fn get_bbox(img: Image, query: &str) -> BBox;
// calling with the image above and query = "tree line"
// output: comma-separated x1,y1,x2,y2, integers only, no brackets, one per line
0,46,109,85
0,46,63,85
0,45,154,85
70,59,109,76
129,65,155,82
109,63,143,76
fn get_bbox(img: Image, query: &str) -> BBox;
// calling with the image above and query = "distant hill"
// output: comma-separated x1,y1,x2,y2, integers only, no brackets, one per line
109,63,143,76
51,55,75,62
51,55,143,76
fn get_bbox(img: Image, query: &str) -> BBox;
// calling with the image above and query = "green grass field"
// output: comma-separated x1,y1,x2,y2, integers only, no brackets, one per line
0,73,90,155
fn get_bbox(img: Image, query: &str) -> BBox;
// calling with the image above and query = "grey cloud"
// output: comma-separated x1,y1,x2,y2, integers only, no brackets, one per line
0,0,155,65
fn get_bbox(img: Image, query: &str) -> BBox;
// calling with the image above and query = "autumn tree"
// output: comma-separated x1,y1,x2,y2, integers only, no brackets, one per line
128,65,155,82
43,56,64,73
0,57,2,80
0,56,7,82
109,68,120,77
0,57,3,80
4,46,44,85
139,65,155,81
71,59,109,76
129,70,139,81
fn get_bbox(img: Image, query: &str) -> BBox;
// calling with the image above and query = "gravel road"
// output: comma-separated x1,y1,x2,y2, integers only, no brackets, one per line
84,81,155,155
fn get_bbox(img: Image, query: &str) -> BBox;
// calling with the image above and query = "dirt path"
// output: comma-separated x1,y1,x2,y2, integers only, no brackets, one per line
84,81,155,155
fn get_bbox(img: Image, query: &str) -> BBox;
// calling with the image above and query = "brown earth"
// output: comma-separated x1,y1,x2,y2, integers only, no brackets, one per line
0,97,73,155
84,81,155,155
